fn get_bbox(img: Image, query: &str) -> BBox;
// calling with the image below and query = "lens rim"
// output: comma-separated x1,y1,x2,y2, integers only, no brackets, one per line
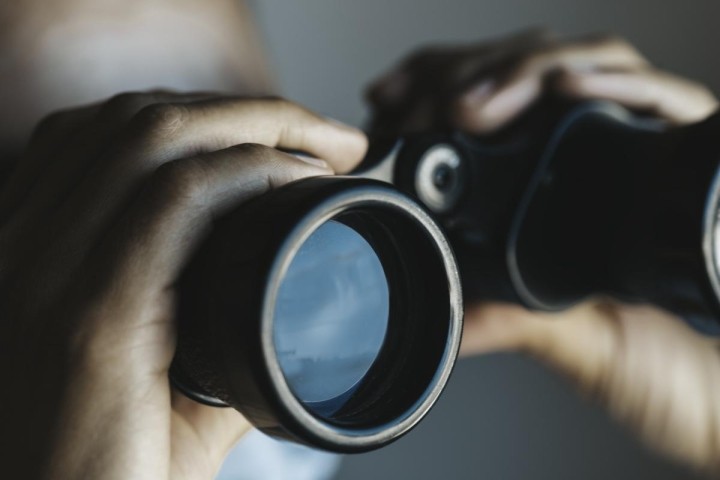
702,164,720,304
260,183,463,451
414,143,466,214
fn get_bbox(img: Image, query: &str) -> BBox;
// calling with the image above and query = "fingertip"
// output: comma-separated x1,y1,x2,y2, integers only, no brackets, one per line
460,302,545,356
336,128,369,174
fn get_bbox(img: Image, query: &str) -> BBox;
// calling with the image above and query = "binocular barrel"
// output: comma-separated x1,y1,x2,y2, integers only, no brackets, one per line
171,100,720,453
171,176,463,452
370,101,720,333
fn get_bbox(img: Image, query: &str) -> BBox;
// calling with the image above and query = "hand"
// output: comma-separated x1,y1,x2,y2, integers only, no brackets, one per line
462,301,720,475
0,92,367,480
367,30,720,475
366,28,718,134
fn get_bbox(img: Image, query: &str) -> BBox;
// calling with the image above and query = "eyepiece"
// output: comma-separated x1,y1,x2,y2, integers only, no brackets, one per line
414,144,466,214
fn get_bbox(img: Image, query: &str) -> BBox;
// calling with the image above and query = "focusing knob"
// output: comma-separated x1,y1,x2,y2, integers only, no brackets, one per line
415,144,465,214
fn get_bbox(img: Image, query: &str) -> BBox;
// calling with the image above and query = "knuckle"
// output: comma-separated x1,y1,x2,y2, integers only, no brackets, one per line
230,143,297,174
30,108,76,140
131,103,186,142
151,158,208,205
227,142,272,157
102,92,151,118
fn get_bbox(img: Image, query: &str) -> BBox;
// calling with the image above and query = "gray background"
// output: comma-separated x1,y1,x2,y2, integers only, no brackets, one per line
252,1,718,479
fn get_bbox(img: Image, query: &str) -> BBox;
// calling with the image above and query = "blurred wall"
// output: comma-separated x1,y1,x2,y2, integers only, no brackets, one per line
251,1,718,478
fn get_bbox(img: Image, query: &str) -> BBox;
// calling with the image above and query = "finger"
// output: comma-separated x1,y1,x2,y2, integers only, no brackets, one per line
0,103,98,222
59,97,363,237
119,97,367,173
56,97,364,230
451,34,649,133
438,27,558,97
462,300,720,470
461,301,631,420
79,146,332,344
366,27,555,108
555,68,719,125
6,98,366,290
461,301,622,394
366,28,557,134
0,91,222,226
460,302,545,355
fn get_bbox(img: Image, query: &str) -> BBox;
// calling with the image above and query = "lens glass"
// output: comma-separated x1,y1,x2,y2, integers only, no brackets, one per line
273,220,390,412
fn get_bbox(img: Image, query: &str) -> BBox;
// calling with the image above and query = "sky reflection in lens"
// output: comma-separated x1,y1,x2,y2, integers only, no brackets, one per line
273,220,389,404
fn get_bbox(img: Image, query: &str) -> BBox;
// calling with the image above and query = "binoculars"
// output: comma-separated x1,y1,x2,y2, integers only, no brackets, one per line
170,100,720,453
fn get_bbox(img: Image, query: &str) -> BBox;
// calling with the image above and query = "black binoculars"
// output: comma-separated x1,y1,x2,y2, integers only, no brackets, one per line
170,100,720,453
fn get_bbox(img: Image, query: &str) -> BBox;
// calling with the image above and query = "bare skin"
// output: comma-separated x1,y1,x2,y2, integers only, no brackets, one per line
2,1,720,478
367,29,718,133
0,93,367,480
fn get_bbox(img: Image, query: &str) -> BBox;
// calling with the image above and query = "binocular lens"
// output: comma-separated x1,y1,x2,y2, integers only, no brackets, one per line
172,177,463,452
274,220,390,414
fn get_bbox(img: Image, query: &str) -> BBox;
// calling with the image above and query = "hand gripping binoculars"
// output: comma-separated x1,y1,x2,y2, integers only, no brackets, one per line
170,100,720,452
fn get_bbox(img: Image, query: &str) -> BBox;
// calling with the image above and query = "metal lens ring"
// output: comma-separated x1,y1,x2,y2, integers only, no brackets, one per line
262,182,463,451
414,144,465,214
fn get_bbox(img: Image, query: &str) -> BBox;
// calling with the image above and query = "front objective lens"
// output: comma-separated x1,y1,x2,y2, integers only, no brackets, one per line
171,177,462,453
273,220,389,416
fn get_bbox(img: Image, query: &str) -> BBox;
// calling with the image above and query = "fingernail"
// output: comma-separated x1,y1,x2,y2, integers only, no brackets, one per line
293,153,330,169
462,80,495,104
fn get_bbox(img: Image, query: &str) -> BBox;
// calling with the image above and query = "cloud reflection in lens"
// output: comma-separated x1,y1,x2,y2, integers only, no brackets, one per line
273,220,390,408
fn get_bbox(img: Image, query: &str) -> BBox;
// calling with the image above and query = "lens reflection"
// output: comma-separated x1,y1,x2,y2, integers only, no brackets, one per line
274,220,389,409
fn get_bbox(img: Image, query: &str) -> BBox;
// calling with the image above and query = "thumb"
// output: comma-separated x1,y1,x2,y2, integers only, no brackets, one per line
462,300,720,474
461,301,619,394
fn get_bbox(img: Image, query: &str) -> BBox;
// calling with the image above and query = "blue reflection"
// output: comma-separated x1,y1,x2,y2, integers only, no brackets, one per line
274,220,389,404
